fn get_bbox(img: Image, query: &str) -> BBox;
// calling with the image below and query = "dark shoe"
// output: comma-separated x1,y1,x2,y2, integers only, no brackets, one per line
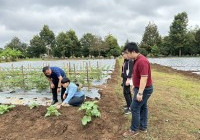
51,100,58,105
123,130,139,138
139,127,147,133
124,108,131,115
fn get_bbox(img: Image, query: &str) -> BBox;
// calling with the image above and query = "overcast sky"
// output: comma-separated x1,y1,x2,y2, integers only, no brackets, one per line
0,0,200,48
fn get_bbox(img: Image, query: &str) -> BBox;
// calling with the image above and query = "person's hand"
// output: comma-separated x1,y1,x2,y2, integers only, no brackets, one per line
63,94,66,100
56,104,62,109
125,79,130,86
50,83,55,89
61,102,70,107
57,87,61,93
137,93,143,102
131,86,134,92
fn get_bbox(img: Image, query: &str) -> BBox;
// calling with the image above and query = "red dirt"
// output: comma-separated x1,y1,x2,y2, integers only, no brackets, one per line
0,61,127,140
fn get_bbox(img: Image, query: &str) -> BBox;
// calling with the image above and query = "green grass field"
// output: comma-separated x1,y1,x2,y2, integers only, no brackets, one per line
118,59,200,140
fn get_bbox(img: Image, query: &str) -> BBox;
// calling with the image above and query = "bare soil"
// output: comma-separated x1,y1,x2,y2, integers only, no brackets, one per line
0,60,127,140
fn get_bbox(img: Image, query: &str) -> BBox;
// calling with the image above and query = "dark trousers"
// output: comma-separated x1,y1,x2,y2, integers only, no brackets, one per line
123,79,132,108
51,80,66,102
68,95,85,106
130,86,153,131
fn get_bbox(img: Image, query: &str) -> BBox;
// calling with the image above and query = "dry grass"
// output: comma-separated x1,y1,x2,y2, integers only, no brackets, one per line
119,59,200,140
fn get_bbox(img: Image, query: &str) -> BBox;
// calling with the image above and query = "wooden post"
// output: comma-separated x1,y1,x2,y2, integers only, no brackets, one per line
89,61,91,71
67,63,69,77
21,65,25,90
11,64,14,71
65,63,67,77
97,61,99,69
86,62,89,89
80,62,82,71
73,64,76,74
69,62,71,73
83,62,85,71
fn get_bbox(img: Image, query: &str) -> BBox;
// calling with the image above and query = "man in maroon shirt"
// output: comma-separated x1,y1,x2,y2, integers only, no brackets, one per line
123,42,153,138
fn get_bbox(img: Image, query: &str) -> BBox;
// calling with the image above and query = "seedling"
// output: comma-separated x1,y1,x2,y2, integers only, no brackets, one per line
0,105,16,115
29,102,39,109
45,105,61,117
79,101,101,125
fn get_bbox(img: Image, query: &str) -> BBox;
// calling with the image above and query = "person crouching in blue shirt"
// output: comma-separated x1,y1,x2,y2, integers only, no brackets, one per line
43,66,66,105
61,77,85,107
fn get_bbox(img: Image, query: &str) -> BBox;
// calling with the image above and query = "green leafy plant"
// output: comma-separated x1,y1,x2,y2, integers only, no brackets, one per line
79,101,101,125
29,102,39,109
29,74,49,92
0,105,16,115
45,105,61,117
0,64,111,91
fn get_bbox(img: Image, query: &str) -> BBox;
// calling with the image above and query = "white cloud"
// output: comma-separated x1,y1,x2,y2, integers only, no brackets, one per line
0,0,200,48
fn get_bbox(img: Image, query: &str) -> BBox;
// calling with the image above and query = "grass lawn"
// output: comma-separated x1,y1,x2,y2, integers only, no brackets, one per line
118,59,200,140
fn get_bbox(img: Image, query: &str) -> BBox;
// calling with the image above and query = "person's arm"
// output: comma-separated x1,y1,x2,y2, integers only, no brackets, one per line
54,68,63,89
137,61,149,102
63,86,77,104
57,76,63,88
44,75,54,88
63,93,66,100
138,76,148,94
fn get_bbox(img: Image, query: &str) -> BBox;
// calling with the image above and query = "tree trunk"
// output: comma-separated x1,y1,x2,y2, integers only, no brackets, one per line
48,49,50,58
179,48,182,57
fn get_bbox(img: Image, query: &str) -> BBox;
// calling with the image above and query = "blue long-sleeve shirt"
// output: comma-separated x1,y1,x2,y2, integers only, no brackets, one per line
64,83,85,104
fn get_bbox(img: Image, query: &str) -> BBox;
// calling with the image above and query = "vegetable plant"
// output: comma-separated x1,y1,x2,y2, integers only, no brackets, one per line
79,101,101,125
29,102,39,109
0,105,16,115
0,64,111,91
45,105,61,117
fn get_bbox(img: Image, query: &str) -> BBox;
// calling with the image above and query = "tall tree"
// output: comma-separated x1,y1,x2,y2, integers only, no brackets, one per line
66,29,81,57
80,33,94,57
195,28,200,54
140,22,161,54
160,36,173,56
183,30,197,55
54,32,71,58
151,45,160,56
39,25,55,57
104,34,121,57
27,35,46,58
169,12,188,56
89,35,105,57
5,37,27,57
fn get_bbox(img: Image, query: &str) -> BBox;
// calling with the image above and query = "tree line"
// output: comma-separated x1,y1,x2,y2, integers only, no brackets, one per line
0,26,121,61
139,11,200,57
